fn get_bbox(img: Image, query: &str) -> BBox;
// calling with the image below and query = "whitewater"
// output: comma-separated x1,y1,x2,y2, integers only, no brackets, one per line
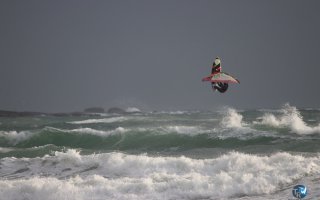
1,104,320,200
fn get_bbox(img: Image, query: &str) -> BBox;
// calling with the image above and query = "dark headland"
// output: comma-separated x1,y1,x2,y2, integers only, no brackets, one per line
0,107,141,117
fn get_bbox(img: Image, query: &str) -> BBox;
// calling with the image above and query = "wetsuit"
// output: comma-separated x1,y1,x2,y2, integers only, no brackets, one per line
211,60,228,93
211,62,221,75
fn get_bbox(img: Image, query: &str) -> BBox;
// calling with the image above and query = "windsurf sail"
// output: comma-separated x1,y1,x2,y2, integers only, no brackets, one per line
202,72,240,84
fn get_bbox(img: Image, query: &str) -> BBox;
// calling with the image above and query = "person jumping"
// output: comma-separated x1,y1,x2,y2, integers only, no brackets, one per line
210,57,228,92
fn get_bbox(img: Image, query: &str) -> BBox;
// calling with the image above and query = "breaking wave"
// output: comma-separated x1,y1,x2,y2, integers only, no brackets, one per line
221,108,246,128
0,150,319,200
45,126,128,137
125,107,141,113
68,116,129,124
0,131,36,145
255,103,320,135
1,105,320,155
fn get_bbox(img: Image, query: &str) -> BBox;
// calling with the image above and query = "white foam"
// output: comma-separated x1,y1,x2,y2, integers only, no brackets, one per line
0,150,319,199
221,108,246,128
155,110,191,115
45,125,209,138
73,127,127,137
45,126,127,137
125,107,141,113
138,125,258,139
68,116,128,124
256,103,320,135
133,125,215,137
258,113,282,127
0,131,36,145
218,108,260,139
132,122,263,140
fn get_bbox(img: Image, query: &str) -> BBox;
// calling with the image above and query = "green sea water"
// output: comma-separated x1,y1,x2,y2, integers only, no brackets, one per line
1,105,320,199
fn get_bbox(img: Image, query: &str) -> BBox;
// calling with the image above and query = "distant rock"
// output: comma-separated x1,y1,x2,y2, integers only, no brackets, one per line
84,107,105,113
52,112,85,117
0,109,99,117
107,107,126,114
0,110,45,117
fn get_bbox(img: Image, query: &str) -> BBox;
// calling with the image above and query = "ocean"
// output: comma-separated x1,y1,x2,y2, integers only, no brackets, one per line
0,103,320,200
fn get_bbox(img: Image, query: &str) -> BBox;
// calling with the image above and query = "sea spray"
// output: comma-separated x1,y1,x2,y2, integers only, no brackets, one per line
257,103,320,134
221,108,245,128
0,131,36,145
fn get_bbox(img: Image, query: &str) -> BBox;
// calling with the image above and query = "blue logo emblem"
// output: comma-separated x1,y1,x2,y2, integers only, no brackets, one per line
292,185,307,199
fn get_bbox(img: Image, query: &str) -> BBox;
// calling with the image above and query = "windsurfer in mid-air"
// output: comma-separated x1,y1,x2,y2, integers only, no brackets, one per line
202,57,239,93
211,57,228,92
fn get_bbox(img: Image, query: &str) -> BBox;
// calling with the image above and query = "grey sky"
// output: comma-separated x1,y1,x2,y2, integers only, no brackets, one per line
0,0,319,112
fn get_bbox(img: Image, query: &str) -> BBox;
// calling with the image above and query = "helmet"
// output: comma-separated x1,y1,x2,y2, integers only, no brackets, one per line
214,57,221,65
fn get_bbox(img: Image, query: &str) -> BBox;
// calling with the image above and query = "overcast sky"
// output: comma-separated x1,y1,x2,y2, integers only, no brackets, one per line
0,0,319,112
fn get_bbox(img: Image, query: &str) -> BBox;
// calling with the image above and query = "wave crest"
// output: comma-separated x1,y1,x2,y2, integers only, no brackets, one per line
68,116,128,124
0,131,36,145
257,103,320,134
221,108,245,128
45,126,127,137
